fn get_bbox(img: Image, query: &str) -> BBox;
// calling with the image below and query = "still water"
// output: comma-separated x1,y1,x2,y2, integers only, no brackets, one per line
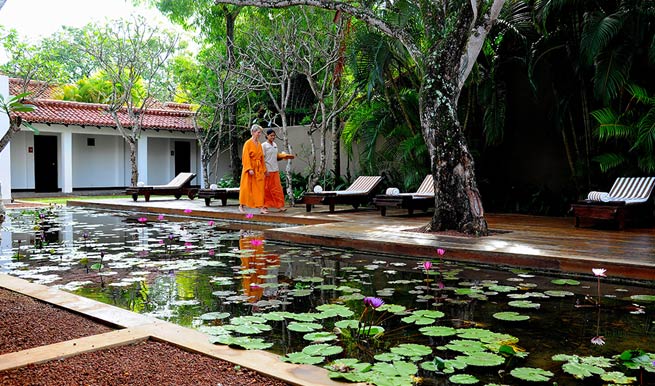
1,206,654,385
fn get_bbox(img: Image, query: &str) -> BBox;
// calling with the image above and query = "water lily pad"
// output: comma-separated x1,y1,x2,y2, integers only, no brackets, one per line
334,319,359,329
288,322,323,332
303,332,338,342
199,312,230,321
544,290,574,297
315,304,355,318
419,326,457,337
493,312,530,321
551,279,580,286
448,374,479,384
601,371,637,384
212,335,273,350
510,367,554,382
441,339,487,354
630,294,655,302
456,351,505,367
302,343,343,357
281,351,325,365
374,352,403,362
390,343,432,358
508,300,541,309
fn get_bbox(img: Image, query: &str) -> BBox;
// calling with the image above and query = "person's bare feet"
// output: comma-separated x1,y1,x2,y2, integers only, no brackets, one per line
279,207,287,212
260,208,269,214
238,205,245,213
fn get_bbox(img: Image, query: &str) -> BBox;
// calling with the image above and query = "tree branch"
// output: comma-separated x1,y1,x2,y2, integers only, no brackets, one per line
213,0,422,63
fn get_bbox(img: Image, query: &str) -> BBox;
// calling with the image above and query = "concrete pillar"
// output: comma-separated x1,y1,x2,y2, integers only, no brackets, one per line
61,130,73,193
137,133,148,184
0,75,11,203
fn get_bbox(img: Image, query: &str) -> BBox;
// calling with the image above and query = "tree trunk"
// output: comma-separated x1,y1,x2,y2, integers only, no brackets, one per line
0,118,21,154
129,139,138,186
226,11,241,182
421,58,488,236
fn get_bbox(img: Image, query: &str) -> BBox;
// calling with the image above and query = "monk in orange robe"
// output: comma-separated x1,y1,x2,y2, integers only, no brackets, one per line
239,124,267,214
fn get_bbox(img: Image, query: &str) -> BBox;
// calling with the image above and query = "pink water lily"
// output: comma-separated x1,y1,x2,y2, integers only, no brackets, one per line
208,220,215,226
208,249,215,256
363,297,384,309
436,248,445,256
591,336,605,345
157,214,165,221
184,208,192,214
245,213,254,219
138,217,148,223
592,268,606,277
422,261,433,271
250,239,263,247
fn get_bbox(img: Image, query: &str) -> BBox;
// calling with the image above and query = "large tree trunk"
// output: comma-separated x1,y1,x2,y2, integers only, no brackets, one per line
421,56,488,236
129,139,138,187
225,10,242,182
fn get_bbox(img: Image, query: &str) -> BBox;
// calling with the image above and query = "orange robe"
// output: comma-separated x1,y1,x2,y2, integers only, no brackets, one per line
264,172,285,208
239,234,280,303
239,139,266,207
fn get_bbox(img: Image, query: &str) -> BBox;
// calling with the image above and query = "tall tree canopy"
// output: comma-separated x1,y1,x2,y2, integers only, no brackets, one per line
213,0,505,235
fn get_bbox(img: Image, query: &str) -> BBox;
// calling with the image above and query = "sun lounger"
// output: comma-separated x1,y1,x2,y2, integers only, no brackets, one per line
571,176,655,229
126,172,198,202
198,187,240,206
301,176,383,212
373,174,435,216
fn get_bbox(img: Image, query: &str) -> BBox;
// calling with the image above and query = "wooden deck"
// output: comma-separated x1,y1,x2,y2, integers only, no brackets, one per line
16,197,655,281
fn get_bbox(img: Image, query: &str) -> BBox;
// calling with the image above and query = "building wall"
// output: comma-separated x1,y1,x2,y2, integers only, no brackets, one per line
9,123,200,191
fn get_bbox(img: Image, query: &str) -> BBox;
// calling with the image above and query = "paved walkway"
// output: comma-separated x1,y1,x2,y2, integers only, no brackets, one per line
61,196,655,281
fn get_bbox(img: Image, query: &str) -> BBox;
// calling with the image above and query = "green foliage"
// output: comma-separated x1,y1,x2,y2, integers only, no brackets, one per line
592,84,655,173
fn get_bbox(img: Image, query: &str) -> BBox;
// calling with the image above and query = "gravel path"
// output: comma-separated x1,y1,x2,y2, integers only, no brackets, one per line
0,288,291,386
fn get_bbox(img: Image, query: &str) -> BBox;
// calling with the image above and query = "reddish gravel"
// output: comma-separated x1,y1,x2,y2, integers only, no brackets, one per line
0,288,291,386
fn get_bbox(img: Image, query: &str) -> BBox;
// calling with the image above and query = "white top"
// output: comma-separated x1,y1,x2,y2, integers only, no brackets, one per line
262,141,279,172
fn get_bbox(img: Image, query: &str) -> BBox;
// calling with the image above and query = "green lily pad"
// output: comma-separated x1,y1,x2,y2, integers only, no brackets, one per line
562,361,605,379
510,367,554,382
302,343,343,357
493,311,530,321
390,343,432,358
325,359,372,382
419,326,457,337
374,352,404,362
601,371,637,384
315,304,355,317
334,319,359,329
448,374,479,384
287,322,323,332
551,279,580,286
544,290,575,297
508,300,541,309
199,312,230,321
456,352,505,367
630,294,655,302
487,285,517,292
303,332,338,342
377,304,407,314
281,351,325,365
441,339,487,354
212,336,273,350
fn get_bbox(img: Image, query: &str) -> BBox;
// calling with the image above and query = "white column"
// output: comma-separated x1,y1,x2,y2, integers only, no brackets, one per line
61,130,73,193
0,75,11,203
137,133,148,184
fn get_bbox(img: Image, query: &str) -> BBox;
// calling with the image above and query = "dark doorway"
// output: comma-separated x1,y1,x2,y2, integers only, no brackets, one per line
34,135,58,192
174,141,191,175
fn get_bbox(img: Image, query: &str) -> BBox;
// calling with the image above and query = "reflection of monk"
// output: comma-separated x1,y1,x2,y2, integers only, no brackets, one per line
239,234,280,303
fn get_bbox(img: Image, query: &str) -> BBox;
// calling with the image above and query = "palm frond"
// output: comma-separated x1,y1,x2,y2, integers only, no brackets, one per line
627,83,653,105
592,44,632,103
580,11,624,65
592,152,627,172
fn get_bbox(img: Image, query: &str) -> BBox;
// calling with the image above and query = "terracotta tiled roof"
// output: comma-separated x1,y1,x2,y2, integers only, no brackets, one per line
15,99,195,132
8,77,56,99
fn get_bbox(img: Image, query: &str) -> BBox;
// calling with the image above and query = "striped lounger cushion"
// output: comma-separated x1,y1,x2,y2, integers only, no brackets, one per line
587,177,655,204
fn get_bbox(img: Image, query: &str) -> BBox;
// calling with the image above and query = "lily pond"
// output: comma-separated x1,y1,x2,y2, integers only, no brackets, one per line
1,206,654,386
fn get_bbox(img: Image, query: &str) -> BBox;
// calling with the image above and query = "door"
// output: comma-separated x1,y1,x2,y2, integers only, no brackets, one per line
174,141,191,176
34,135,58,192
